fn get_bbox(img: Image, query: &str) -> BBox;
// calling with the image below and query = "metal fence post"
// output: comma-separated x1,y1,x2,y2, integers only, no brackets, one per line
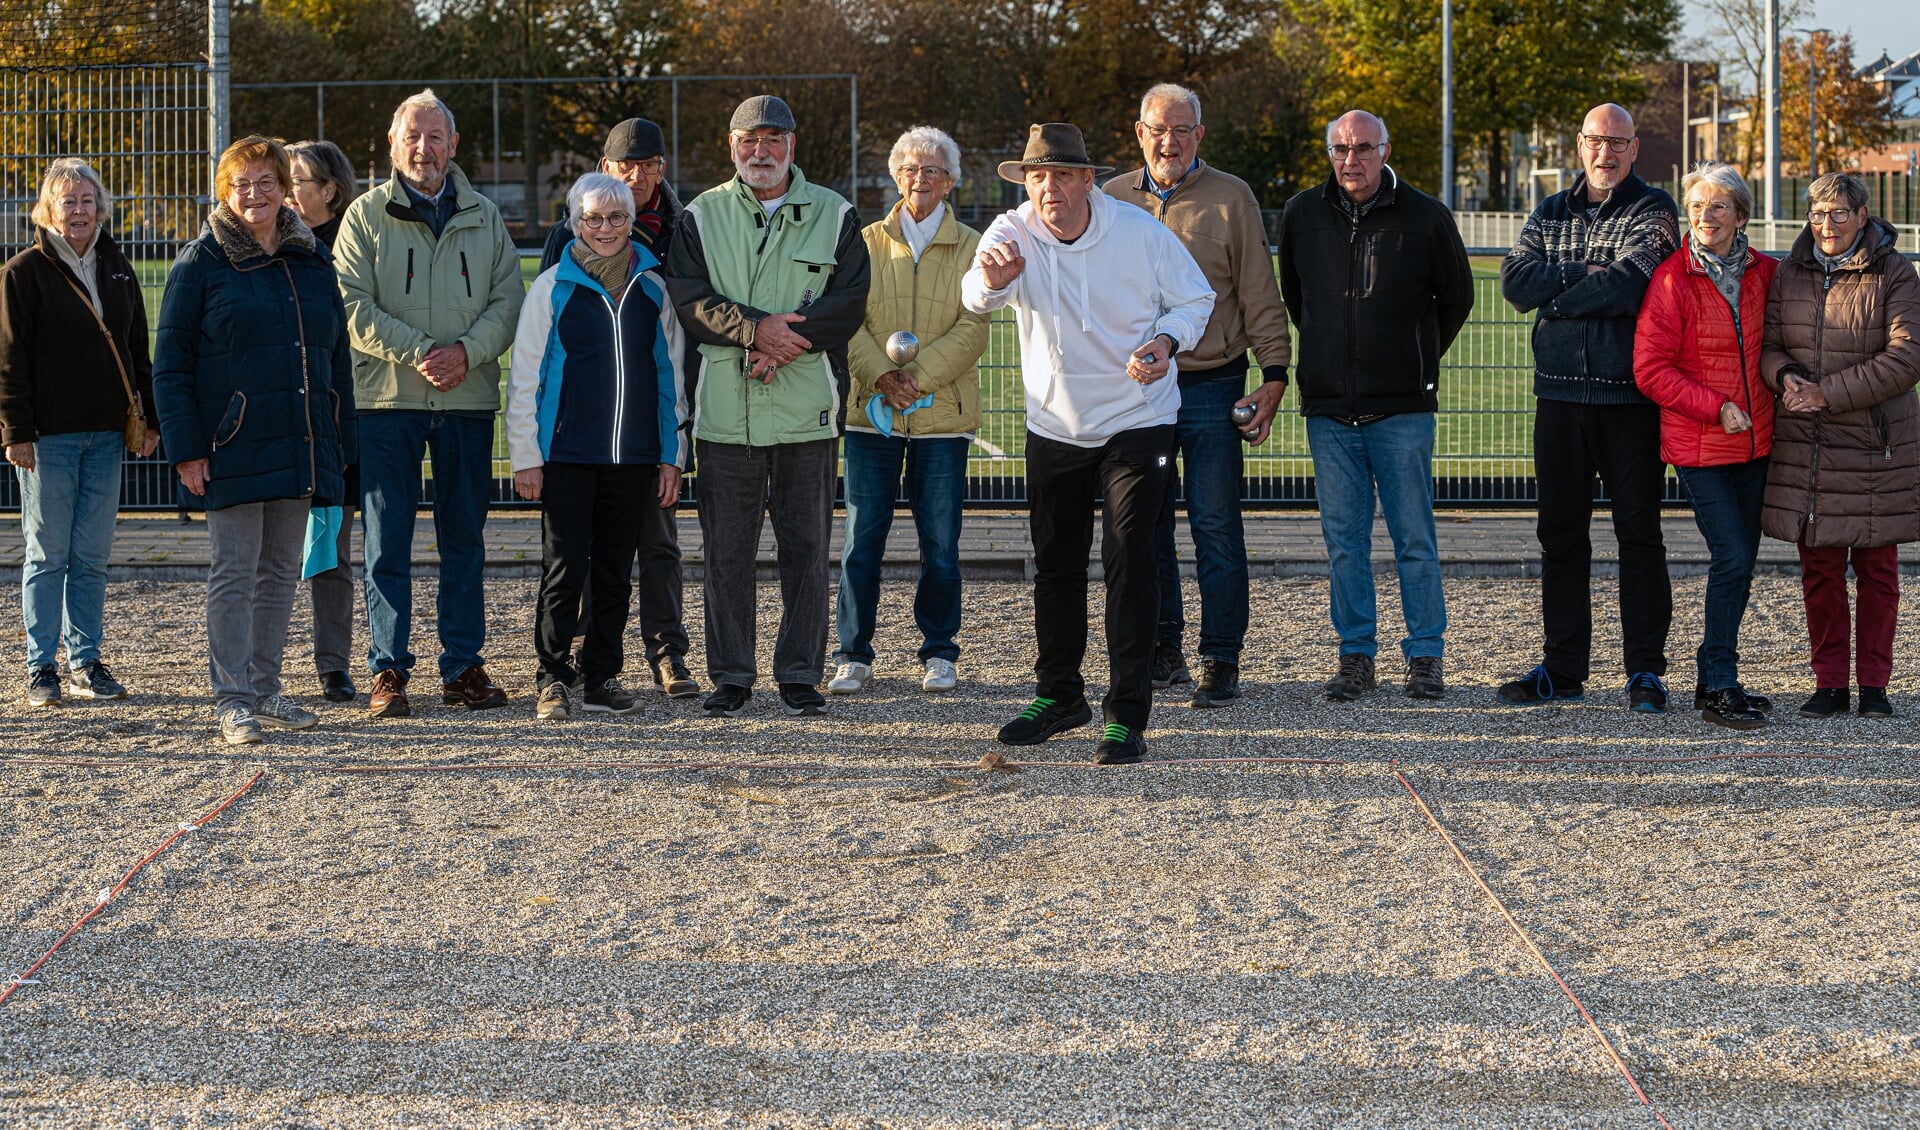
207,0,229,184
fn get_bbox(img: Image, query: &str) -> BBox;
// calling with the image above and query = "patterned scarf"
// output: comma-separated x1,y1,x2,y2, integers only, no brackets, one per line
569,238,635,299
1814,229,1865,275
1690,231,1748,313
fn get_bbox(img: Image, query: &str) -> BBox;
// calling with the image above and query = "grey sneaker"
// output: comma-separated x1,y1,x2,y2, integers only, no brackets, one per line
1325,653,1377,701
26,664,61,708
922,657,958,693
1404,656,1445,700
254,694,319,730
67,660,128,700
219,705,264,745
827,662,871,694
536,682,572,721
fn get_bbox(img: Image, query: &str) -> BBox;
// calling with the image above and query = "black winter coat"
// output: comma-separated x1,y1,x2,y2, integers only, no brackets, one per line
0,228,156,446
1277,169,1475,417
152,206,356,511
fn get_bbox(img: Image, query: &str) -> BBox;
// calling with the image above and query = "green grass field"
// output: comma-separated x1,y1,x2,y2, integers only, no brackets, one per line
132,255,1542,484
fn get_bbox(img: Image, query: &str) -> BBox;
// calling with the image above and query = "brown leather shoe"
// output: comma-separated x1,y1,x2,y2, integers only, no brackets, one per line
442,665,508,710
369,669,411,718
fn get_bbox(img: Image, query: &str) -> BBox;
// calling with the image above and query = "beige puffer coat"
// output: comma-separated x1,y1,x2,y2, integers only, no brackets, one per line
845,202,989,437
1760,217,1920,547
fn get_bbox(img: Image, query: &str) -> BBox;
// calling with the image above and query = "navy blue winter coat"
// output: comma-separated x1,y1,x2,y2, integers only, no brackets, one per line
153,206,356,511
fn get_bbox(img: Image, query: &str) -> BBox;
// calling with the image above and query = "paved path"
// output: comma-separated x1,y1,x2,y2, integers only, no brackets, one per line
5,508,1918,580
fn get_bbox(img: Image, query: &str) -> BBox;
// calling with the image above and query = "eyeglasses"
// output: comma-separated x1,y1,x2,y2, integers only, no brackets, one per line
578,212,632,229
733,134,789,152
1327,143,1382,161
614,157,666,173
229,176,281,196
1687,201,1736,217
1807,207,1858,226
896,164,949,181
1579,134,1635,153
1141,124,1198,141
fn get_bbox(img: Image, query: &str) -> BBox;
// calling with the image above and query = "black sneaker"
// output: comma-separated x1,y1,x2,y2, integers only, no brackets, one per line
584,678,642,714
1498,665,1583,705
1150,642,1190,689
778,682,826,717
1324,653,1377,701
1625,672,1667,713
1189,660,1241,709
26,664,61,708
1093,723,1147,765
67,660,127,700
1700,686,1765,730
997,696,1094,746
653,655,700,698
703,684,752,716
1404,656,1445,700
1797,687,1849,717
1858,686,1894,717
1693,683,1772,713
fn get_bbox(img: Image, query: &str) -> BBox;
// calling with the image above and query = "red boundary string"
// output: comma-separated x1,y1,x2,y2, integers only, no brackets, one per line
0,769,265,1007
1394,769,1675,1130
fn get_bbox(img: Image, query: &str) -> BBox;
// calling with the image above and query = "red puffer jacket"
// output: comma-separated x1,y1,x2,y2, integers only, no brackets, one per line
1633,238,1779,468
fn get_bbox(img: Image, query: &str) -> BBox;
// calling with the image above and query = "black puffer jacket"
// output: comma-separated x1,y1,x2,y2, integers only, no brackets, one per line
0,227,156,446
1277,168,1475,417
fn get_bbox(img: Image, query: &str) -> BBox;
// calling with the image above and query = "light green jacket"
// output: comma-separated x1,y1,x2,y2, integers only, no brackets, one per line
332,165,524,413
665,166,868,446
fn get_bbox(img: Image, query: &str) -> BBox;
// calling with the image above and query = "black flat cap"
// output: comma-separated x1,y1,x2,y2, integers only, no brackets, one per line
604,118,665,162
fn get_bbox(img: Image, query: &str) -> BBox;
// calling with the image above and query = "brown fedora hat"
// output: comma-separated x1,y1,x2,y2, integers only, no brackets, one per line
996,122,1114,183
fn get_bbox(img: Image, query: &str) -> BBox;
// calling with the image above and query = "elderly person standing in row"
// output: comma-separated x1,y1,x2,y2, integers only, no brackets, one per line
1762,172,1920,720
1278,110,1473,703
285,137,362,702
1107,82,1292,710
153,135,356,744
509,172,690,721
963,123,1214,764
828,126,989,698
665,95,870,719
0,158,159,707
334,89,524,719
1633,162,1778,730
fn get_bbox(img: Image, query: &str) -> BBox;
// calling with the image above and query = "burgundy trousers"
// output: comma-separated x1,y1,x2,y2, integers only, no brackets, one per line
1797,542,1900,689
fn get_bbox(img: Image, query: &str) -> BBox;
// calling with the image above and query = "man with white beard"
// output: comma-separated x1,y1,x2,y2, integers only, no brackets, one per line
664,95,870,719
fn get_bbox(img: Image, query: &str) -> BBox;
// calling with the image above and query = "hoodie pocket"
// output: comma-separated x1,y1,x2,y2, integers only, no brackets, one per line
211,391,248,448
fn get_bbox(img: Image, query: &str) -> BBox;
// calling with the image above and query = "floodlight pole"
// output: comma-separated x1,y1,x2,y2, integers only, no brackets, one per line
208,0,230,190
1440,0,1454,208
1764,0,1780,221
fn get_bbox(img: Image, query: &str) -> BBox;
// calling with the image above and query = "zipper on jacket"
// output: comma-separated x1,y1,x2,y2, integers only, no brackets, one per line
460,251,472,298
405,247,415,295
1736,307,1755,461
601,279,637,462
1807,270,1833,527
279,260,318,498
1873,405,1892,460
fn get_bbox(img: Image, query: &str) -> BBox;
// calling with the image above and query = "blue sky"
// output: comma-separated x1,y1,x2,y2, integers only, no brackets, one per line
1682,1,1920,68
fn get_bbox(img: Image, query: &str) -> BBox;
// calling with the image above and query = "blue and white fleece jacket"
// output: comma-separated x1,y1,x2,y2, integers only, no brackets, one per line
507,241,690,471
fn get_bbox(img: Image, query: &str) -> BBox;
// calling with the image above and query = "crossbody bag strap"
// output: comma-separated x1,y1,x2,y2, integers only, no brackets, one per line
36,246,139,414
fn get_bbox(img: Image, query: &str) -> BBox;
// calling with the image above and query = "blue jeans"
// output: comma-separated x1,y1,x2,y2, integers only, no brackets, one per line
835,431,967,665
1306,413,1445,661
358,411,494,681
1154,375,1250,664
17,431,122,670
1677,458,1767,690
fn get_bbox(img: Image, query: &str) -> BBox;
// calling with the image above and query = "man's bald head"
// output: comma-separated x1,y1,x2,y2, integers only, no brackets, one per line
1576,103,1638,201
1326,110,1391,201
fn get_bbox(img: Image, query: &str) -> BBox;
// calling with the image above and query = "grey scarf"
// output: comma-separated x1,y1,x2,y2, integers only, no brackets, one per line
1814,229,1865,275
1690,231,1749,313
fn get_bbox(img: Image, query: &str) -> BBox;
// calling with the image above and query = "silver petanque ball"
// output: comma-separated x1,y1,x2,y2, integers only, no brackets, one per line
885,330,920,366
1230,404,1258,427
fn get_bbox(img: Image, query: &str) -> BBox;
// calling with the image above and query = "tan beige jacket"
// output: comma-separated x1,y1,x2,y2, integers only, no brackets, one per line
845,202,989,436
1760,217,1920,547
1105,161,1292,378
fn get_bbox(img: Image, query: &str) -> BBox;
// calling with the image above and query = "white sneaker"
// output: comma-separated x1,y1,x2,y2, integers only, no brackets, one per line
254,693,319,730
826,662,871,694
922,657,958,693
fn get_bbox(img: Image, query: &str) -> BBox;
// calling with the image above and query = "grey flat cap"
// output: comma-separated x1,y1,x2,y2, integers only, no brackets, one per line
603,118,665,162
730,95,796,134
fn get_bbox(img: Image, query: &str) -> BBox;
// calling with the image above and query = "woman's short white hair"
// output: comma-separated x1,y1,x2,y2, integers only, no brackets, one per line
1682,161,1753,223
567,172,635,222
888,126,962,188
31,158,112,230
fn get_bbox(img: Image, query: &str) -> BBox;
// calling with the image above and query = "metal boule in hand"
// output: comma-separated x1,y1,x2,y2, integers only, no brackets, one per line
885,331,920,366
1231,403,1260,442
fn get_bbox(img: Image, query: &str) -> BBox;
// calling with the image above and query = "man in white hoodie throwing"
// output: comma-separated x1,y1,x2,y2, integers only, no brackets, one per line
962,123,1214,764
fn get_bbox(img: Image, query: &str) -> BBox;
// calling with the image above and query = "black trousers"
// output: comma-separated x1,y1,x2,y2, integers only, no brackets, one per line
572,485,690,666
537,463,655,689
1027,425,1175,731
1534,399,1671,682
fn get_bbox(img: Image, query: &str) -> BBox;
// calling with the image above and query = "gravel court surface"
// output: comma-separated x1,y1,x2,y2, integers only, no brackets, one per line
2,575,1918,1127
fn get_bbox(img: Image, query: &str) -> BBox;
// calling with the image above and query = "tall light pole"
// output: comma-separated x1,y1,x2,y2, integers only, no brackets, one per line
1764,0,1780,221
1440,0,1454,208
1795,27,1831,176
